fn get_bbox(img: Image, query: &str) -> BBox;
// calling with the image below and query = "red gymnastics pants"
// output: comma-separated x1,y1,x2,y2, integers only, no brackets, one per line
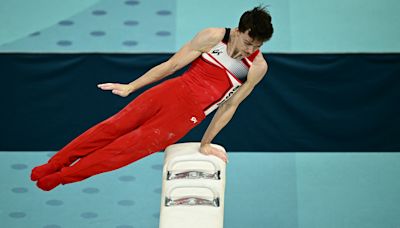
47,78,205,184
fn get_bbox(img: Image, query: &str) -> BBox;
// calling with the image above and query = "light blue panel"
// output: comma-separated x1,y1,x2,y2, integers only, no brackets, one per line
176,0,400,53
296,153,400,228
290,0,400,52
176,0,290,53
2,152,400,228
0,0,100,45
1,151,163,228
0,0,176,52
0,151,298,228
2,0,399,52
225,153,298,228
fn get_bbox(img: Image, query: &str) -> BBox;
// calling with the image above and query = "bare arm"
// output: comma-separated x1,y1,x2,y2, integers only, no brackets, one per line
97,28,223,97
200,53,268,162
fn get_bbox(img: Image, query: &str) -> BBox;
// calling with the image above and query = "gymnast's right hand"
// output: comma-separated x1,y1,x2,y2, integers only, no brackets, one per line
200,143,228,163
97,83,133,97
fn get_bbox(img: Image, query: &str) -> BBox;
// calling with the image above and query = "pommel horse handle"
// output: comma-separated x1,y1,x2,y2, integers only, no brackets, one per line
167,158,221,180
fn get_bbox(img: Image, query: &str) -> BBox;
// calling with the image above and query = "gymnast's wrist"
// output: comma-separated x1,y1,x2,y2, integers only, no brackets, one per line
127,83,136,93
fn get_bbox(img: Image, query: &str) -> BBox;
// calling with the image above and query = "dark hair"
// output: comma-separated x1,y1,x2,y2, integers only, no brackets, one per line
238,6,274,42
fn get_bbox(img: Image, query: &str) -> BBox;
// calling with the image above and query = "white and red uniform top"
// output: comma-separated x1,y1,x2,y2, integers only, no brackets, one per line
181,28,260,115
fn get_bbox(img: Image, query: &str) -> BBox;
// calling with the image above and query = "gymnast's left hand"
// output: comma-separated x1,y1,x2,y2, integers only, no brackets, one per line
97,83,133,97
200,143,228,163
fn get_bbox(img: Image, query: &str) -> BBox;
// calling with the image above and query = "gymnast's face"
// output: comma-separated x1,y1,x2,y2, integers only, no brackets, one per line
237,29,263,57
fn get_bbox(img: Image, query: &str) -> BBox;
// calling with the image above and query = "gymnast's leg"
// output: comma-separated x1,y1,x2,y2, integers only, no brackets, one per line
36,101,205,191
31,89,161,181
37,123,175,190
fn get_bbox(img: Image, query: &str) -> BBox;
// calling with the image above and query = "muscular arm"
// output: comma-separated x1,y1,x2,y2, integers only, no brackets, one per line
98,28,224,96
200,53,268,161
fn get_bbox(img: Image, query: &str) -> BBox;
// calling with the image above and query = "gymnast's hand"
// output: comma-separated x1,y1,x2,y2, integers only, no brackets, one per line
97,83,133,97
200,143,228,163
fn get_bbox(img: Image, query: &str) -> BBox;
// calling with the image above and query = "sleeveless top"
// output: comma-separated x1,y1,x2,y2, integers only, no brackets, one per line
181,28,260,115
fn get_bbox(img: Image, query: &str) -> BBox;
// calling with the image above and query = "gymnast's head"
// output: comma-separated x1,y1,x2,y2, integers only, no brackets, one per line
239,6,274,42
234,6,274,56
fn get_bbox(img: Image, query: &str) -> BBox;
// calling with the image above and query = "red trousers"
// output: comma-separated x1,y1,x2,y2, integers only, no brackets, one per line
49,78,205,184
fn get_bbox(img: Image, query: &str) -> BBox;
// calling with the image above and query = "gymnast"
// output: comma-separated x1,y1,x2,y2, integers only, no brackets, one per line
31,6,274,191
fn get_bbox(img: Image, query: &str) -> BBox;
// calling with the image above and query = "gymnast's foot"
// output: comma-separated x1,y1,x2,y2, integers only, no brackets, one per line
31,163,59,181
37,172,62,191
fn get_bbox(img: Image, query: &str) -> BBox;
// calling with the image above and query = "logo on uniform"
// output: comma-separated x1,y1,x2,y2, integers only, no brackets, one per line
212,49,223,55
190,117,198,124
216,85,241,106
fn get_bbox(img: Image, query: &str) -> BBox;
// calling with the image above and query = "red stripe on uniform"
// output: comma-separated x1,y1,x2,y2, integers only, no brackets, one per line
247,50,260,61
242,58,251,68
